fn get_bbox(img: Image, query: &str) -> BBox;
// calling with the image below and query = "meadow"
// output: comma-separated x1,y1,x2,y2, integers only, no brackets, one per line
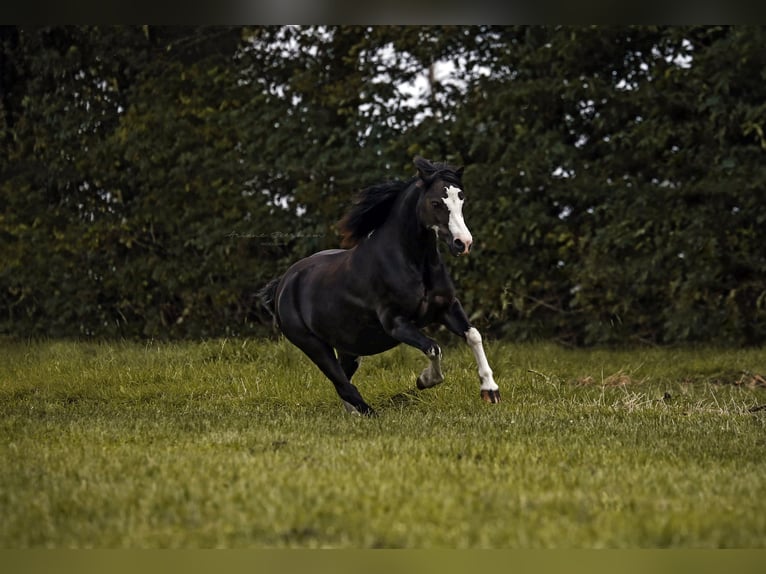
1,336,765,548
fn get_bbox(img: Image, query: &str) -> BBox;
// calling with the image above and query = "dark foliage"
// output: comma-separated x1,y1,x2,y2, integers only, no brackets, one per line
2,25,765,345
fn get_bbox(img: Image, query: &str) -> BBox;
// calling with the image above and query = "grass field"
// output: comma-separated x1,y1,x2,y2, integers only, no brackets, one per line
1,336,765,548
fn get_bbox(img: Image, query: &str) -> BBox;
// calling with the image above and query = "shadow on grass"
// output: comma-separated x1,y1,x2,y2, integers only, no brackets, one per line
384,387,427,410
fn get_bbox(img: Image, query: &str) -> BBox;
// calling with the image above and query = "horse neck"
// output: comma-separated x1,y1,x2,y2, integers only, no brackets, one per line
378,182,439,267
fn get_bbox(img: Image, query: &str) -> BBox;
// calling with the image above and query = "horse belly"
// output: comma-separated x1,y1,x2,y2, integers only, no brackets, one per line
316,307,397,356
341,326,399,356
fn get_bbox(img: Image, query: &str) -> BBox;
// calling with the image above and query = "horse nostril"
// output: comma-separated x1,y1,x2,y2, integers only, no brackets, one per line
454,238,465,252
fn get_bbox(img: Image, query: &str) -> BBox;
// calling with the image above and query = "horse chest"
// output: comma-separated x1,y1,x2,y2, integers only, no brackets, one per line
416,288,453,322
411,261,453,319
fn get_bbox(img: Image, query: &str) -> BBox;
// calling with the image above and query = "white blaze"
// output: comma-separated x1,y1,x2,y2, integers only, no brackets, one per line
443,185,472,250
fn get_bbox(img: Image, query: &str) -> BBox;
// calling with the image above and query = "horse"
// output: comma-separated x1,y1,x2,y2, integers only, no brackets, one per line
259,156,500,416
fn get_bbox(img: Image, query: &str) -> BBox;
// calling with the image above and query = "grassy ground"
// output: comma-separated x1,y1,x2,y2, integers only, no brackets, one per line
1,336,765,548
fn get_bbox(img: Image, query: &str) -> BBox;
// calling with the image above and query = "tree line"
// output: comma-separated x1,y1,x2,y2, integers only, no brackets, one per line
1,25,765,345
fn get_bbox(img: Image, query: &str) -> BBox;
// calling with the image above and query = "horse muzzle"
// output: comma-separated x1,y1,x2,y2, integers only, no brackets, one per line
451,237,472,256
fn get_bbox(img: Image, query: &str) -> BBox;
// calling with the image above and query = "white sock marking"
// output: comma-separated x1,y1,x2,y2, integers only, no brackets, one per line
465,327,498,391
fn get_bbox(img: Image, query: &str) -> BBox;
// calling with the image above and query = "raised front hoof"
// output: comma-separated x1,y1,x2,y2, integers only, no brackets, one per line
480,389,501,404
343,401,377,417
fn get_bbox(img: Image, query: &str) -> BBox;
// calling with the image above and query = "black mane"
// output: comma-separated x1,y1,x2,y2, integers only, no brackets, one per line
338,178,413,248
337,158,464,248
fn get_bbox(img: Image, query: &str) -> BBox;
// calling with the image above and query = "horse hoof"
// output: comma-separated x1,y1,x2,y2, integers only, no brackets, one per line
480,389,501,404
343,401,377,417
416,373,443,390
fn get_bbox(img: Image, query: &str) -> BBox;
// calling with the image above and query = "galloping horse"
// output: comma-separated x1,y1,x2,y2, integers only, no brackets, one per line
259,157,500,415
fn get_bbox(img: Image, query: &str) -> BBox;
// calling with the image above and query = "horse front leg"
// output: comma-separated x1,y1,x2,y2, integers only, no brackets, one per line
380,313,444,389
441,299,501,403
416,345,444,390
466,327,501,403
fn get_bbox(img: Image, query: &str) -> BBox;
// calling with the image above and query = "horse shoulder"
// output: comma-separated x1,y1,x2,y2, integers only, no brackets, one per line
425,257,457,298
366,261,427,320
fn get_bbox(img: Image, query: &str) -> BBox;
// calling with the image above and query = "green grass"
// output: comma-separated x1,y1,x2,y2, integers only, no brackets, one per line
1,337,765,548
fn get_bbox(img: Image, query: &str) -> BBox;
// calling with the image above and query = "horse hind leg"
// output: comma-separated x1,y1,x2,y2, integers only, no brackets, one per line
338,353,366,414
288,334,375,416
338,353,361,380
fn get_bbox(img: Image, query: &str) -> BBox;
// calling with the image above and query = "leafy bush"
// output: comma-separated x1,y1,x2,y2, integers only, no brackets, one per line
2,26,764,344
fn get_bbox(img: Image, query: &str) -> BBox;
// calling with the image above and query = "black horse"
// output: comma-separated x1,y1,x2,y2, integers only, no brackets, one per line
259,157,500,415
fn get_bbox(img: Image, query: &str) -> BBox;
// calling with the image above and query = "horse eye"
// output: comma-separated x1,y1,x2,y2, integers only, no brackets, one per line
431,200,443,209
458,191,465,201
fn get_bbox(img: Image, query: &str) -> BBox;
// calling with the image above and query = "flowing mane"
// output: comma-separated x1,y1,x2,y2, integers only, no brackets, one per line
338,158,464,249
337,179,414,248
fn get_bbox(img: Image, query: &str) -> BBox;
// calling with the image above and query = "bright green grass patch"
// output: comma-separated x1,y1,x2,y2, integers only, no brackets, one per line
1,338,764,548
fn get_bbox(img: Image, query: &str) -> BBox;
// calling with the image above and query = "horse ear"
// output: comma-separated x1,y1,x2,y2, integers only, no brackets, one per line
455,166,464,179
414,156,436,180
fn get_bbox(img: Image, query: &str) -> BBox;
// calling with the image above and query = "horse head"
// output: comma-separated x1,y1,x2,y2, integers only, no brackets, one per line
414,156,473,256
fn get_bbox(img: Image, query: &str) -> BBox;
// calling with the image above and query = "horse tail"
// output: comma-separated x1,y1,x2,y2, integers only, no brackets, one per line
257,276,281,323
